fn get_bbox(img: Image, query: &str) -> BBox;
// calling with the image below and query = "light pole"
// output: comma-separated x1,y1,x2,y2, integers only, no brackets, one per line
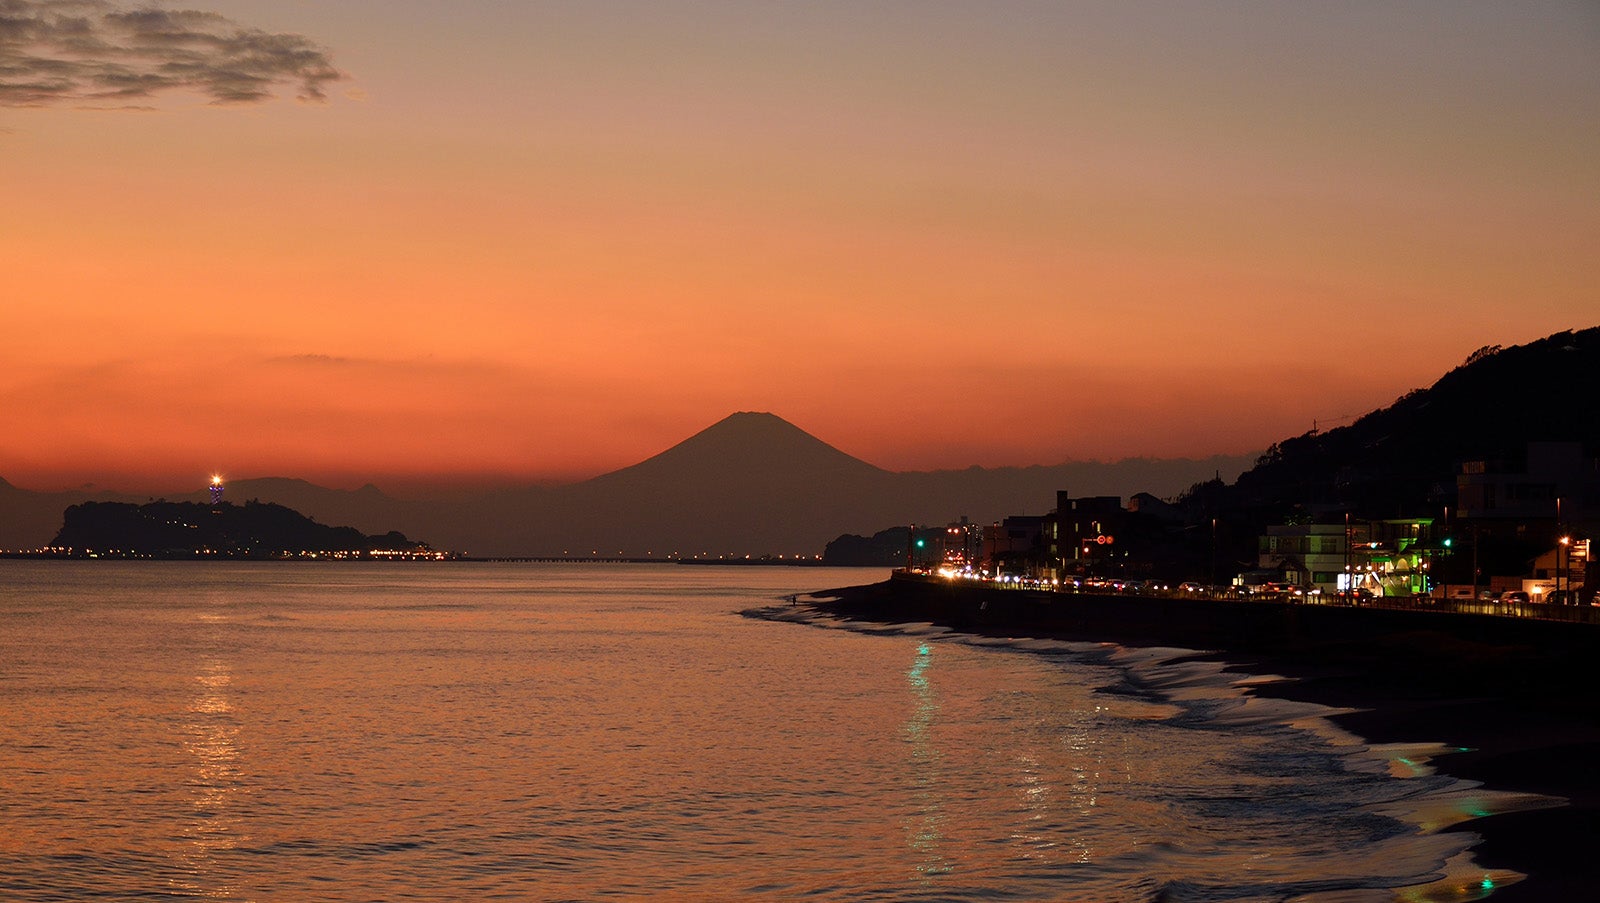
1210,517,1217,599
1441,505,1449,599
1559,496,1568,600
1343,511,1351,600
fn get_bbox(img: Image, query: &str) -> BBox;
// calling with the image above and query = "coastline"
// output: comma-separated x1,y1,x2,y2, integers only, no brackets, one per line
1242,652,1600,903
807,577,1600,901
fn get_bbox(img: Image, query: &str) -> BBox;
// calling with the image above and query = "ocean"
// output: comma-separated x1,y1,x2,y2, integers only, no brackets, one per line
0,562,1522,901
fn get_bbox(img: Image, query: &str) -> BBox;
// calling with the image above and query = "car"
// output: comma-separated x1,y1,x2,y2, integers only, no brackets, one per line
1502,590,1531,604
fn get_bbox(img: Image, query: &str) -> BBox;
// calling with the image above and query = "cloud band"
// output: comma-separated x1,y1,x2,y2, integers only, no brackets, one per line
0,0,342,106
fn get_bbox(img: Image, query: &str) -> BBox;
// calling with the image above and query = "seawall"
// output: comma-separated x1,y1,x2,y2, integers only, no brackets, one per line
822,572,1600,703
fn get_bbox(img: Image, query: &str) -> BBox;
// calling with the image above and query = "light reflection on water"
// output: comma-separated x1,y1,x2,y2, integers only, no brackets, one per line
0,562,1545,902
903,642,948,878
175,605,247,901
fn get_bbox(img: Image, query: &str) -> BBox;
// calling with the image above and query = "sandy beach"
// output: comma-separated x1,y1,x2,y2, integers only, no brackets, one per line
814,578,1600,901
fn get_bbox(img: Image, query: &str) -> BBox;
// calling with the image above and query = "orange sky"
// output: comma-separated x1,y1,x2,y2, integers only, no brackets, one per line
3,1,1597,494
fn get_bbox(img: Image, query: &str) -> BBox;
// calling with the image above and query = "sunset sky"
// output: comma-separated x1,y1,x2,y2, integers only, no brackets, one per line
3,1,1596,494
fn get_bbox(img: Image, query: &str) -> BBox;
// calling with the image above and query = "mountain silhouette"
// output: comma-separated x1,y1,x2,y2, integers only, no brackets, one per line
1,412,1253,557
429,412,902,556
595,412,889,486
410,412,1248,556
10,329,1586,557
1223,326,1600,518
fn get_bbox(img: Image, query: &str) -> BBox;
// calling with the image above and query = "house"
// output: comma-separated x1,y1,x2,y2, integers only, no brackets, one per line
1255,518,1435,595
1044,491,1125,578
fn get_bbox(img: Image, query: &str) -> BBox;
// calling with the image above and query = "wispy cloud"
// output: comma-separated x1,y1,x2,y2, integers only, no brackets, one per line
0,0,342,107
263,352,525,383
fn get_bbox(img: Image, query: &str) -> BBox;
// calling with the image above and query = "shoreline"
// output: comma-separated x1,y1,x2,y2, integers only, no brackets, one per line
808,577,1600,901
1243,656,1600,903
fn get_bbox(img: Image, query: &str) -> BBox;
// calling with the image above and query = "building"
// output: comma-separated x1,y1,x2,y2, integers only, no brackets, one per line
1525,537,1591,601
1257,523,1360,592
1255,518,1435,595
986,514,1046,578
1045,491,1125,578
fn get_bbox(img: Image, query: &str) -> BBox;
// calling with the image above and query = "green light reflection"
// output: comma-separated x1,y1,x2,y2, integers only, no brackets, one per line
904,641,949,877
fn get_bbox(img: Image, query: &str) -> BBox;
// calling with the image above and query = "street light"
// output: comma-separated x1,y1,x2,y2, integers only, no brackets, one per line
1558,535,1571,599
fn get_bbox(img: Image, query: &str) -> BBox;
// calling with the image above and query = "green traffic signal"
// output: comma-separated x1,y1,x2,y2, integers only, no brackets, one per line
1442,537,1453,548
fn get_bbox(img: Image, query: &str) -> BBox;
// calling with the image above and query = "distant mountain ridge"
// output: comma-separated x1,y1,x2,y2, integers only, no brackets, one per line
0,412,1253,556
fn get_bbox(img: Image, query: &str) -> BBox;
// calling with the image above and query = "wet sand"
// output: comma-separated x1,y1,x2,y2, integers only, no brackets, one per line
811,579,1600,901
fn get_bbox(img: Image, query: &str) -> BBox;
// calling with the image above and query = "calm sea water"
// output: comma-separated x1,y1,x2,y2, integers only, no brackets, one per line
0,562,1526,901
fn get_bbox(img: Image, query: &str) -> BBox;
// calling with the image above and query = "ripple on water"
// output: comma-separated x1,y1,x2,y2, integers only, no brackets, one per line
0,563,1552,901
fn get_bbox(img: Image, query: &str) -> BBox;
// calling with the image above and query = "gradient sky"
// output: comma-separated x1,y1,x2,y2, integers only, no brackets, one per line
3,1,1597,494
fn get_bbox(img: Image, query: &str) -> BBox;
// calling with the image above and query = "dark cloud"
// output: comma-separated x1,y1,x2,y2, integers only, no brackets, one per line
0,0,342,107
